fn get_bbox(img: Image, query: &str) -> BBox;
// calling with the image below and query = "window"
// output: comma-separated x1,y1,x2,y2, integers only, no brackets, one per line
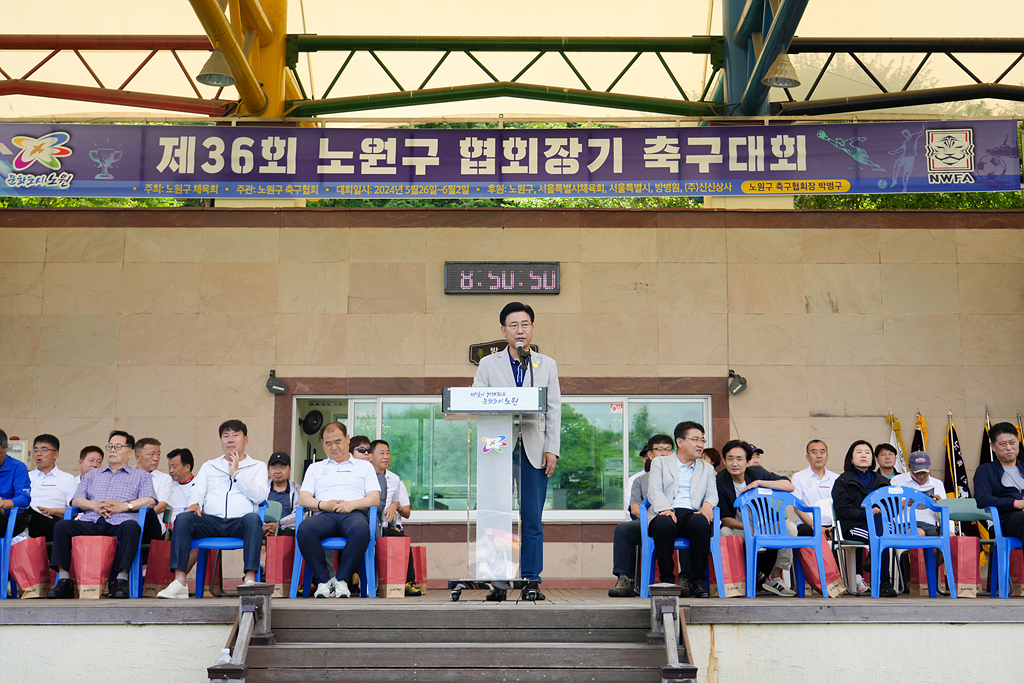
293,394,711,521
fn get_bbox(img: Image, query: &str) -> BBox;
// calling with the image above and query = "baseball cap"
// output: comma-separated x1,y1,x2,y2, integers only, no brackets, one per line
268,451,290,467
748,444,765,455
908,451,930,473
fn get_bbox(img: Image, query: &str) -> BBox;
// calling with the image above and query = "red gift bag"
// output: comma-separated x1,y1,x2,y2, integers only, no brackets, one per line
1010,548,1024,597
798,537,846,598
9,537,51,598
376,536,411,598
938,536,980,598
709,534,745,598
143,540,175,598
265,535,295,598
411,545,427,585
71,536,117,599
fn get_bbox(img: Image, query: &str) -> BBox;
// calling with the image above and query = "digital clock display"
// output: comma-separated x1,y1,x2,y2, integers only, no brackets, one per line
444,261,560,294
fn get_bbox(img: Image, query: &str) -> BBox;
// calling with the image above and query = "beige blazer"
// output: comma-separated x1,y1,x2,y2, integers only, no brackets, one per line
472,349,561,469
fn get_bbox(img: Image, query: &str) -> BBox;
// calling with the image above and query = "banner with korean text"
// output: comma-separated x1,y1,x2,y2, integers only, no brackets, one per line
1,120,1018,199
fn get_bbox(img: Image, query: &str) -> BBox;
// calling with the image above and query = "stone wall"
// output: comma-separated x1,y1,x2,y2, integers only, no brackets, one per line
2,207,1022,584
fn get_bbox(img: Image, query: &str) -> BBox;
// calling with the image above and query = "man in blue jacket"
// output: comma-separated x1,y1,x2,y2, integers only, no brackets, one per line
0,428,32,536
974,422,1024,544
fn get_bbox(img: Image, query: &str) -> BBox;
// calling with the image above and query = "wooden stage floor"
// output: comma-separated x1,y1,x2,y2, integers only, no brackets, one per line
3,588,1023,626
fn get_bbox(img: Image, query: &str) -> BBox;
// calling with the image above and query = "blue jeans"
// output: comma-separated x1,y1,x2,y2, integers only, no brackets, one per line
516,440,548,582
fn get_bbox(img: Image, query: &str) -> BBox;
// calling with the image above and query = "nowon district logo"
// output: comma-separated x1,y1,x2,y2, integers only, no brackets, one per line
925,129,975,185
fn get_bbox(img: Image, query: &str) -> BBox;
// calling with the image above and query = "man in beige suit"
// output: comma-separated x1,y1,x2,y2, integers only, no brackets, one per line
648,421,718,598
473,301,561,601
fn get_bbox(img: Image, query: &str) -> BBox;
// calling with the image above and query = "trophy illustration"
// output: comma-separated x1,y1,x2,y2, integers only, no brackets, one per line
89,148,123,180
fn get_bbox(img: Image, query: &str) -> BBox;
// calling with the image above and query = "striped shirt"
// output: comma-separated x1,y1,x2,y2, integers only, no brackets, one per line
73,465,156,525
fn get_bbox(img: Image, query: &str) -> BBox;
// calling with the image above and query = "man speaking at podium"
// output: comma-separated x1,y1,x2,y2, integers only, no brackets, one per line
473,302,561,601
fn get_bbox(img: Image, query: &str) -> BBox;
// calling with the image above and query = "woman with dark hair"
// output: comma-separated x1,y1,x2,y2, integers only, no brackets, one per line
832,440,894,596
701,447,723,473
873,443,899,481
715,439,796,596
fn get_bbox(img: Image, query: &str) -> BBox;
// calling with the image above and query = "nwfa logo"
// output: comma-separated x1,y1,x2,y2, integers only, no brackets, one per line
926,129,975,185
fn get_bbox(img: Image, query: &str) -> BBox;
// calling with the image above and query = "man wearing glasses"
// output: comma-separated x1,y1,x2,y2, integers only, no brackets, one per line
47,430,157,599
26,434,77,542
609,435,674,597
473,301,562,601
647,421,718,598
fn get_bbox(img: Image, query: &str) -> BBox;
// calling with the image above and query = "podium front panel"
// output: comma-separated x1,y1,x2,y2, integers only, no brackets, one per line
472,413,518,581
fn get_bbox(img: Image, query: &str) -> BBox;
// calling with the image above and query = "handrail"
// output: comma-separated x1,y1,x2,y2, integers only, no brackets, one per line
208,583,276,682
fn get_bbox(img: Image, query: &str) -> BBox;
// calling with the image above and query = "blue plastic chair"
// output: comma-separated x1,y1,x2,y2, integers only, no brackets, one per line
736,488,829,598
290,506,377,599
983,506,1023,599
862,487,956,599
192,501,268,598
1,506,22,599
639,499,725,599
59,506,149,599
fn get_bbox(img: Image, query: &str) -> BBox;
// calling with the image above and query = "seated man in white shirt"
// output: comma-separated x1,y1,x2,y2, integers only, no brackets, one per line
891,451,947,536
135,437,173,561
26,434,77,542
296,422,380,599
166,448,196,528
157,420,269,599
370,439,421,596
791,439,840,536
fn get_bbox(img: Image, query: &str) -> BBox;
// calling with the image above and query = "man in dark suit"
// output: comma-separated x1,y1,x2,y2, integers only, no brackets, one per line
975,422,1024,545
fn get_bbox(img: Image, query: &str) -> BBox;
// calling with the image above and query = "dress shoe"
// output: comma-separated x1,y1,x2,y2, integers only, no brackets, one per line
110,578,131,599
677,577,692,598
47,578,74,599
521,580,545,601
485,588,507,602
690,583,710,599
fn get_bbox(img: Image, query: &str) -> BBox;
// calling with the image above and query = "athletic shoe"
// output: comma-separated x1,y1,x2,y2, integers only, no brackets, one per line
853,574,870,595
608,575,636,598
405,582,423,597
762,577,797,597
156,580,190,599
314,579,336,598
334,579,351,598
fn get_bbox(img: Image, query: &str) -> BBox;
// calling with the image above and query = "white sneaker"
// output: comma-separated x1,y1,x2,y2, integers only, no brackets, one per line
854,574,870,595
334,579,351,598
762,577,797,597
314,578,336,598
156,580,189,600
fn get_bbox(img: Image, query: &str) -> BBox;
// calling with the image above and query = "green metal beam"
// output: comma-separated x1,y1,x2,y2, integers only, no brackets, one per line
291,34,721,56
287,81,720,117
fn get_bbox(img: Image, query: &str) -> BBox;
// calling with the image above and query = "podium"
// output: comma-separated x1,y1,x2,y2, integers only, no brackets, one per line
442,386,547,601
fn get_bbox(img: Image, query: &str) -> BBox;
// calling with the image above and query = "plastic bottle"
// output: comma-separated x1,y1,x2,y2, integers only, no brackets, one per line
218,648,232,664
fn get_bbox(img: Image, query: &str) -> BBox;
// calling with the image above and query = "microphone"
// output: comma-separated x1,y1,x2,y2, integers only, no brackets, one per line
515,341,531,360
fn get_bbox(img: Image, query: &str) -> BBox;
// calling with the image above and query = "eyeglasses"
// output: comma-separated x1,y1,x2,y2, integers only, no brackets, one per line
32,447,56,454
724,456,746,463
650,446,674,453
353,446,370,454
105,444,130,453
683,437,707,445
323,439,346,449
504,322,532,332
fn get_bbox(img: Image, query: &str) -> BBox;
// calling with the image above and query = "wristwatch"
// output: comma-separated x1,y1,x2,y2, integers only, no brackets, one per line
127,501,134,511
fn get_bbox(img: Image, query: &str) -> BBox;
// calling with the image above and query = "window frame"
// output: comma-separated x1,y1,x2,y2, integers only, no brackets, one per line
292,392,712,522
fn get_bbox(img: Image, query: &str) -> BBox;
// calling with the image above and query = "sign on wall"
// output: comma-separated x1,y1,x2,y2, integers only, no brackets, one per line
1,120,1018,199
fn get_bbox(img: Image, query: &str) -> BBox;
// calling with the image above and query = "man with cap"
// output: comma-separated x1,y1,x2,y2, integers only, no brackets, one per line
891,451,947,535
747,444,765,468
266,452,299,536
609,435,674,597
